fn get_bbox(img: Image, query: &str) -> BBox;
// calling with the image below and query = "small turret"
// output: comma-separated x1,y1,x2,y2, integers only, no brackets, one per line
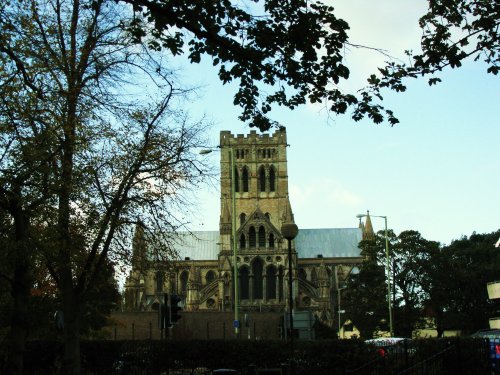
362,210,375,240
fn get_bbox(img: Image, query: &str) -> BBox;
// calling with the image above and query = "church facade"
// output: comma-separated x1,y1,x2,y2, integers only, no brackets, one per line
123,128,370,326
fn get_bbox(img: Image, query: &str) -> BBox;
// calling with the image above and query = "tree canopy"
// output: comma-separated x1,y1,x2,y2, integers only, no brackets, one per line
370,0,499,96
343,229,499,339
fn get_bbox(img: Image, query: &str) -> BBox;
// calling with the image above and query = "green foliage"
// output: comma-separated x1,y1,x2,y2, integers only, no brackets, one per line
370,0,499,98
391,230,440,337
343,238,391,339
344,229,499,338
124,0,401,129
425,230,500,334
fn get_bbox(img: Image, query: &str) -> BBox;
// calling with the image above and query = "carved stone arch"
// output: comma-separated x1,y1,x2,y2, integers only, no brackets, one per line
205,270,216,285
239,265,250,300
179,270,189,294
298,267,307,281
266,264,277,299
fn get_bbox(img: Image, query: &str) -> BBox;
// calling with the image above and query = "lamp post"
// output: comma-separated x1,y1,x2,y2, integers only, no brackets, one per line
281,222,298,373
200,148,239,336
357,212,394,337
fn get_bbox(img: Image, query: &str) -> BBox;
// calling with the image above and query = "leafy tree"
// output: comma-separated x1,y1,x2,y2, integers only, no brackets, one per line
0,1,210,373
370,0,499,99
121,0,400,127
342,237,391,339
391,230,440,337
344,230,441,339
423,231,500,335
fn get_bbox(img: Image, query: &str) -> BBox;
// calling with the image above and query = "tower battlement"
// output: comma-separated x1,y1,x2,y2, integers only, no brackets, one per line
220,128,287,147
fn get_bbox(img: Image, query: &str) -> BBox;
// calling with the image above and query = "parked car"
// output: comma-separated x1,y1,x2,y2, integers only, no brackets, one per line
471,329,500,374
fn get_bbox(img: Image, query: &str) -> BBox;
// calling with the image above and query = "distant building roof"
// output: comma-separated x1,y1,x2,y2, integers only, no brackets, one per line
173,228,362,261
295,228,362,258
174,231,220,261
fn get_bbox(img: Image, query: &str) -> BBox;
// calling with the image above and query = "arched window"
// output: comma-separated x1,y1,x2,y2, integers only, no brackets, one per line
269,165,276,192
252,258,264,300
234,167,239,193
180,271,188,294
205,270,216,285
259,165,266,192
267,265,277,299
278,266,284,301
298,268,307,281
269,233,275,249
239,234,246,249
156,271,164,293
240,213,246,226
239,267,250,300
242,166,249,192
311,267,318,287
258,226,266,248
249,226,256,248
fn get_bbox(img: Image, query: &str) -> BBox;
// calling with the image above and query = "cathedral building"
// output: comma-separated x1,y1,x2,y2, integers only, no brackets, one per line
123,128,370,326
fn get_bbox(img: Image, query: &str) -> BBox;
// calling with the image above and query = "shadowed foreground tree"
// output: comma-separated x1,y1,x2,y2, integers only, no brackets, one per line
342,236,392,339
422,231,500,335
391,230,440,337
0,1,211,373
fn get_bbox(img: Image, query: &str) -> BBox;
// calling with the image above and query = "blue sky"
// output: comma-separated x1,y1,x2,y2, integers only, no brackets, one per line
175,0,499,245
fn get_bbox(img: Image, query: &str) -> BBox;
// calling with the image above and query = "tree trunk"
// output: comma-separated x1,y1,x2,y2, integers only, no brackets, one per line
60,283,82,375
4,207,32,375
4,263,31,375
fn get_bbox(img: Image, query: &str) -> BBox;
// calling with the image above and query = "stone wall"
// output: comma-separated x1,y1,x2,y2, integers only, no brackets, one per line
106,311,283,340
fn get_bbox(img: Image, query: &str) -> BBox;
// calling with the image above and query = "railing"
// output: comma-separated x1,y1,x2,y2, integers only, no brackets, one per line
346,338,491,375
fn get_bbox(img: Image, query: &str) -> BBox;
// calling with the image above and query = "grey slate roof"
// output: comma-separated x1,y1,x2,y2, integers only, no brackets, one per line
173,231,220,261
295,228,362,258
172,228,362,261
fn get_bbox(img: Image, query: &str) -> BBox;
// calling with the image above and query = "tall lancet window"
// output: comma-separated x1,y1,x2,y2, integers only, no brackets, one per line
242,166,249,192
259,165,266,192
249,226,256,248
258,226,266,248
234,167,239,193
269,165,276,192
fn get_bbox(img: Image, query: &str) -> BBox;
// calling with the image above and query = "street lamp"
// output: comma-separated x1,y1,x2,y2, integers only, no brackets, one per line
200,148,239,336
357,211,394,337
281,222,298,373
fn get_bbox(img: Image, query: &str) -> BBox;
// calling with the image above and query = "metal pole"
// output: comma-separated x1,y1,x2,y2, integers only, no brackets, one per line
287,237,294,373
230,148,239,337
383,216,394,337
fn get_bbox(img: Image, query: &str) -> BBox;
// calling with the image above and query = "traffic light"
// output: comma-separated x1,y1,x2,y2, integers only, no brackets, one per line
169,294,182,323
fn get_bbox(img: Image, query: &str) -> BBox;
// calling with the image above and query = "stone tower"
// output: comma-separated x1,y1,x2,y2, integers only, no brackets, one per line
217,128,298,311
